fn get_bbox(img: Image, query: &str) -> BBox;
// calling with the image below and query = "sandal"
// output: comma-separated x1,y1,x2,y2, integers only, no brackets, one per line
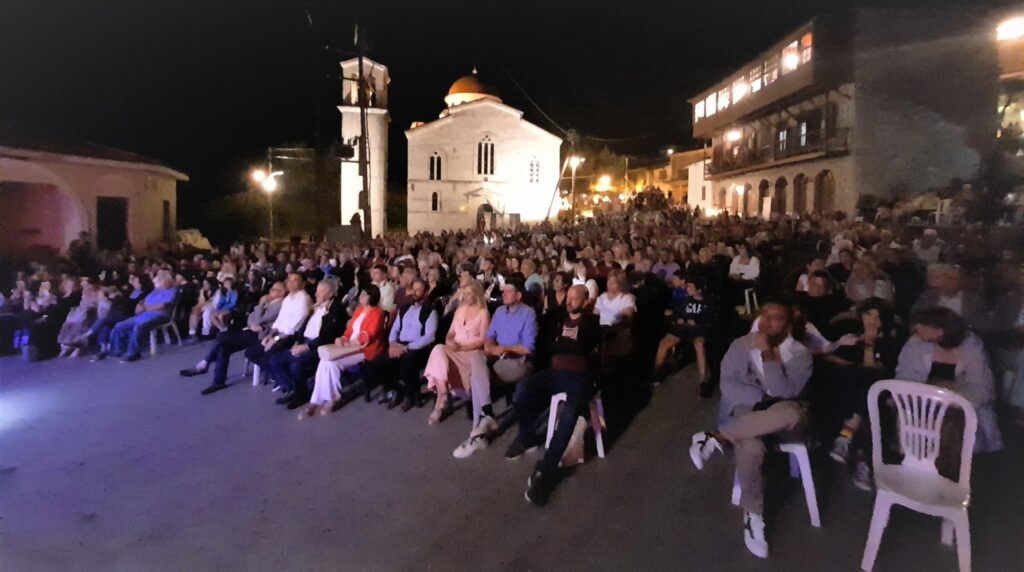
428,393,448,425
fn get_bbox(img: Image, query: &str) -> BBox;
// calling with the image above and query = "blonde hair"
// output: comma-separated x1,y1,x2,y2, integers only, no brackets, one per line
462,280,486,307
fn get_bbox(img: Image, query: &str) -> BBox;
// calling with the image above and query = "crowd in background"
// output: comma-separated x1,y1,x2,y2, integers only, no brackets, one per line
2,206,1022,557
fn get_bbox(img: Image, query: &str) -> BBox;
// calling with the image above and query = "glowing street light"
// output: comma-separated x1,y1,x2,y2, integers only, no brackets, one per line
998,17,1024,41
726,129,743,143
250,168,283,239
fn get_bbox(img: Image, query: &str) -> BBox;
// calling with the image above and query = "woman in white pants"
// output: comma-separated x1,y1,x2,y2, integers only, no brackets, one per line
303,285,386,417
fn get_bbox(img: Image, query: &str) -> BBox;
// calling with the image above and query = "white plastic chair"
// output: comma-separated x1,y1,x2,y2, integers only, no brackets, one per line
148,304,184,356
730,441,821,527
545,392,606,463
860,380,977,572
927,199,953,225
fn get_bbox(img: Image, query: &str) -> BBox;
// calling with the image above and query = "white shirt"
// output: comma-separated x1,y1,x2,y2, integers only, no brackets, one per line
730,256,760,281
272,290,313,335
375,281,396,313
349,307,369,338
595,292,636,326
572,277,599,300
302,302,328,340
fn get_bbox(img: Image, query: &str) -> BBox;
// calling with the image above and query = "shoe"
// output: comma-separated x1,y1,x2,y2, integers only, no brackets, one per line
69,348,82,359
830,435,851,465
180,367,208,377
505,436,539,460
743,512,769,558
525,469,554,507
275,393,293,405
200,383,227,396
286,395,307,410
299,404,319,419
851,460,873,492
689,431,723,470
385,390,400,409
453,417,497,460
400,398,415,412
119,354,140,363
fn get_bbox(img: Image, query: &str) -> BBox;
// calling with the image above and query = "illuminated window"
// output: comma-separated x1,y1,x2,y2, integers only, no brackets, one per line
694,101,705,122
477,136,494,175
782,41,800,74
750,66,762,93
764,55,779,86
732,79,749,104
799,122,808,146
429,153,442,180
717,87,730,111
777,129,788,152
801,32,814,64
705,93,717,116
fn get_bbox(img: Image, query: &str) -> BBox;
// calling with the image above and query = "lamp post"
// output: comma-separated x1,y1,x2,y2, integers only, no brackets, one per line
252,169,283,240
569,155,585,222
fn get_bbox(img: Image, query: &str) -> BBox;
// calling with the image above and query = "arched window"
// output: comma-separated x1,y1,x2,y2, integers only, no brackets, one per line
429,153,443,181
431,192,439,212
529,158,540,183
477,136,495,175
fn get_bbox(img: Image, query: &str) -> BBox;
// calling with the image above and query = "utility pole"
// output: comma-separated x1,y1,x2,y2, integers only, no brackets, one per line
355,24,373,239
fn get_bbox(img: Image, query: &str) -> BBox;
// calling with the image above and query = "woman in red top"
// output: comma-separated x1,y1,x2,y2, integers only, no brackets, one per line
303,284,386,417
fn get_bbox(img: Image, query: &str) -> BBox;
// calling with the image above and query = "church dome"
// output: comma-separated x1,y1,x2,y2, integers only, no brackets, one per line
444,70,502,107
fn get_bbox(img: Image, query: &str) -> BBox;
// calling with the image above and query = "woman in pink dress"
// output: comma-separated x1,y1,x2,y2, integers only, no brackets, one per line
424,281,490,425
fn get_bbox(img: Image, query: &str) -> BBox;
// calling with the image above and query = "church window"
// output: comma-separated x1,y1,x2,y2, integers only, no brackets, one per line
529,158,540,183
429,153,443,180
477,136,495,175
431,192,439,211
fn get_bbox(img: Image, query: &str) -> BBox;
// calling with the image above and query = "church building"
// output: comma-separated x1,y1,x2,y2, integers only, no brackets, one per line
405,70,562,234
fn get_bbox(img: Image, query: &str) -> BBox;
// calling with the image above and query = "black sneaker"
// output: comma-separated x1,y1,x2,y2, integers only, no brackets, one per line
200,383,227,395
286,394,308,410
91,351,108,362
525,469,554,506
505,437,539,460
180,367,208,377
275,393,293,405
119,354,141,363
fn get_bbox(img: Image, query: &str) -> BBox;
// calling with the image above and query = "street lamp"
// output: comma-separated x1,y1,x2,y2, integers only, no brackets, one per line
569,155,585,221
251,169,283,240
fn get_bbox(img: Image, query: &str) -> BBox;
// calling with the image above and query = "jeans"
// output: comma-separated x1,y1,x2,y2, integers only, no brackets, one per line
90,313,130,347
268,338,319,397
109,312,167,357
206,329,258,386
514,368,594,474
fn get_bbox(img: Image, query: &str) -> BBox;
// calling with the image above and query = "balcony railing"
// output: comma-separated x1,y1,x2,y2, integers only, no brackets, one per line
706,128,849,177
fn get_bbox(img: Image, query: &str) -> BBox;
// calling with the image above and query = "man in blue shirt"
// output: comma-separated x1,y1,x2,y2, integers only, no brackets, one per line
454,278,537,459
370,279,438,411
109,275,178,362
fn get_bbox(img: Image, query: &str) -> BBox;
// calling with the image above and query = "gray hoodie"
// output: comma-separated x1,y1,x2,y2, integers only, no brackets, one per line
719,333,813,427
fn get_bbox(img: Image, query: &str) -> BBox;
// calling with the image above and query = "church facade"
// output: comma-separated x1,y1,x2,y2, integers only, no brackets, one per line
405,72,562,235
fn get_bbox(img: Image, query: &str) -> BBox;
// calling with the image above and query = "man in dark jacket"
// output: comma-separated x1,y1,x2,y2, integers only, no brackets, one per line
506,284,602,506
269,278,348,409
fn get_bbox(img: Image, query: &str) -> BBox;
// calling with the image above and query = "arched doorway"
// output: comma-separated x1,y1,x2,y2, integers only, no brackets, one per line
730,185,740,213
814,170,836,213
744,183,757,216
793,173,808,214
718,188,727,210
758,180,770,217
773,177,788,214
476,203,495,231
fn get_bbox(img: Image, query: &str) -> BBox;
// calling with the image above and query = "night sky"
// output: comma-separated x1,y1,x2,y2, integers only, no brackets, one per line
0,0,999,222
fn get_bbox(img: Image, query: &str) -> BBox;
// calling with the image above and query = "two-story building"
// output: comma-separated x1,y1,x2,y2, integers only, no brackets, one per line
687,8,999,217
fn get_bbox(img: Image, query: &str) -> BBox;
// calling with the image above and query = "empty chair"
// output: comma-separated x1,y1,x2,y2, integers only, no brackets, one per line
860,380,977,572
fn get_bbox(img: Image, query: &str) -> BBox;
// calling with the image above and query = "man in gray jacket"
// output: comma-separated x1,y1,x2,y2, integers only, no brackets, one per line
180,281,286,395
689,302,813,559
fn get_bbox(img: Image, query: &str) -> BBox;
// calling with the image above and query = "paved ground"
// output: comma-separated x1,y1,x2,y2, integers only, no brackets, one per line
1,343,1022,571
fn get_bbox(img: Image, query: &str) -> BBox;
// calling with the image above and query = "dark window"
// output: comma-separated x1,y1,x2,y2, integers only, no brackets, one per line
477,137,494,175
429,154,442,180
431,192,439,212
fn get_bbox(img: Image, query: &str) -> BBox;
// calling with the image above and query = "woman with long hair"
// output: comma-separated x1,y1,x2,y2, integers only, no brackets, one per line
423,281,490,425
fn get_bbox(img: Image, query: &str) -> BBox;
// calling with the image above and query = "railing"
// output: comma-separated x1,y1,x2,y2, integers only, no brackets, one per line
706,128,849,177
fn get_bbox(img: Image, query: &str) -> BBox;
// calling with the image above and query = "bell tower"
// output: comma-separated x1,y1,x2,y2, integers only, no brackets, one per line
338,58,389,237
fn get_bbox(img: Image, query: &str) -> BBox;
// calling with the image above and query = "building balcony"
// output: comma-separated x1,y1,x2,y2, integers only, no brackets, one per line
706,128,849,178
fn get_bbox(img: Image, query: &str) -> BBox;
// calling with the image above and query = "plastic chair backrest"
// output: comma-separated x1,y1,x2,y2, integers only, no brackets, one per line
867,380,977,486
936,199,953,215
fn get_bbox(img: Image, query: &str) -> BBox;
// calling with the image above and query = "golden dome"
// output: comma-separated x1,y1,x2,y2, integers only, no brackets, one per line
444,70,501,107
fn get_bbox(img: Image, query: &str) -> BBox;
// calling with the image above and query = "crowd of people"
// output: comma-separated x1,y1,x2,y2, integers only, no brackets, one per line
2,207,1022,558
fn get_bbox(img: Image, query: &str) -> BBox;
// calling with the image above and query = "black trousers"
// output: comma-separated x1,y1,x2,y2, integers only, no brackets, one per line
205,329,259,386
370,346,431,402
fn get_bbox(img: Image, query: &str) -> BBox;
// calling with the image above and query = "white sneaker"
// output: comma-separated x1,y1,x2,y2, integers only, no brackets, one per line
743,512,769,559
851,460,873,492
689,431,723,470
452,416,496,459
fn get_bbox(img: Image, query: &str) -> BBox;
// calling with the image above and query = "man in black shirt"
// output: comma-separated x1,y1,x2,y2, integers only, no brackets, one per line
506,284,602,506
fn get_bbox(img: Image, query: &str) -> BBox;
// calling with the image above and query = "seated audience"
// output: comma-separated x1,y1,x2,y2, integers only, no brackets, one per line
370,279,438,410
911,264,986,328
108,274,178,362
423,281,490,425
244,273,313,376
